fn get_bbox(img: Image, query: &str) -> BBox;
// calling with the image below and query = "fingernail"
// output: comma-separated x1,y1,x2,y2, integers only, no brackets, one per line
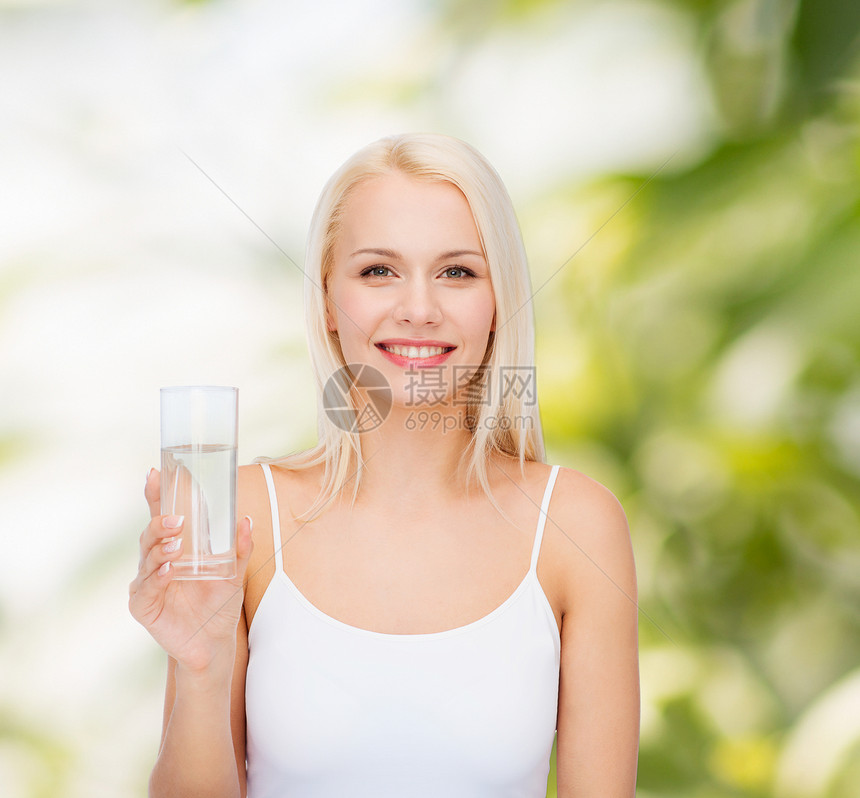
244,515,253,532
158,562,171,576
145,468,156,484
163,515,184,529
163,538,182,554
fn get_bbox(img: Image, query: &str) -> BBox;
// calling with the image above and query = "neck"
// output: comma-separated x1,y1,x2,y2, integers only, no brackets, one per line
355,404,475,502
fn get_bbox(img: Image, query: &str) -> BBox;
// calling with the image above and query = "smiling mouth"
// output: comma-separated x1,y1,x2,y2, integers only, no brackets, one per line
376,344,456,359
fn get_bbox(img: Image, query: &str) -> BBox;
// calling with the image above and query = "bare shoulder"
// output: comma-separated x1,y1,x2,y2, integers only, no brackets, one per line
238,463,270,513
237,460,326,625
238,464,272,617
237,460,321,522
238,462,280,550
551,466,630,543
540,466,636,615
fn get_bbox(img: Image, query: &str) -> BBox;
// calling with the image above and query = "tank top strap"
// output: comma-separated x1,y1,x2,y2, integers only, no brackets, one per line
260,463,284,573
530,465,560,573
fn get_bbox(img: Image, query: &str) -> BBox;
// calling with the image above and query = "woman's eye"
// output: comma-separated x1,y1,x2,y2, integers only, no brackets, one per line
362,266,391,278
444,266,472,279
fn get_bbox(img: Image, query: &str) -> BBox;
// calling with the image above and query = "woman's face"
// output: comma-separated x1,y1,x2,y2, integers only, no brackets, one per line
326,171,496,409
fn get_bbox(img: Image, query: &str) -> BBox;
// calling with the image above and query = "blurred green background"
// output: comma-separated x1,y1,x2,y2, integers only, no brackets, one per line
1,0,858,796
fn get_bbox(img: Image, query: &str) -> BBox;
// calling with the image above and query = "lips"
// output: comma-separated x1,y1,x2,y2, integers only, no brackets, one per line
375,341,456,367
379,344,453,358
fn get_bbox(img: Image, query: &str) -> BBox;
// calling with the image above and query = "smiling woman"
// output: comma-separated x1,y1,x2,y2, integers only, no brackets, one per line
300,135,546,513
326,172,495,413
130,133,639,798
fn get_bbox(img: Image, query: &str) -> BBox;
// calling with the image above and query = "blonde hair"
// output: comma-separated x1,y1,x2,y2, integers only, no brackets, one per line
270,133,544,517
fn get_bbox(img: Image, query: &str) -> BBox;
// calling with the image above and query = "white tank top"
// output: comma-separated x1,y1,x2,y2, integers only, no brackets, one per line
245,464,561,798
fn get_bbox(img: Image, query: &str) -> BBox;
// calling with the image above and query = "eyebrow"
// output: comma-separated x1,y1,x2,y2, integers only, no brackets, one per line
350,248,486,261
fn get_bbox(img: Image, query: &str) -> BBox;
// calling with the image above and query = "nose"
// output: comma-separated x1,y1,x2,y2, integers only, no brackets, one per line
394,276,442,326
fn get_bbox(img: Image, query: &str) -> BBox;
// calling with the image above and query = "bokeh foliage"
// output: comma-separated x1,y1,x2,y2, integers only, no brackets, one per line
508,0,860,795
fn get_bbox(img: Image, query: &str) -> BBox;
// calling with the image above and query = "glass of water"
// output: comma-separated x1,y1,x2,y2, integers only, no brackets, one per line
160,386,238,580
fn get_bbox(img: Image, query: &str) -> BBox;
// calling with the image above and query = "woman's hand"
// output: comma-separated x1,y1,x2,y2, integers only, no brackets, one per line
129,469,253,674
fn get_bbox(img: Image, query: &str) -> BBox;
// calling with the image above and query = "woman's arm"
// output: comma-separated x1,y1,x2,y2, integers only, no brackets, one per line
551,470,640,797
150,618,248,798
130,469,253,798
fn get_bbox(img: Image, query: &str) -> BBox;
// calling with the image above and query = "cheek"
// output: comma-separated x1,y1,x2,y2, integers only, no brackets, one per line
323,276,337,331
464,290,496,338
327,284,376,339
325,280,351,331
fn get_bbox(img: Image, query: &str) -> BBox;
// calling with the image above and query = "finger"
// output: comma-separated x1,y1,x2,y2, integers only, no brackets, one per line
130,521,178,601
129,555,174,624
139,514,184,554
235,515,254,581
237,515,254,559
129,552,173,602
138,515,185,573
145,529,185,578
144,468,161,519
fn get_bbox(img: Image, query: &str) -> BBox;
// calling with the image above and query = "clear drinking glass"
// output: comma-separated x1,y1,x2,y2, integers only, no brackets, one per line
160,386,238,580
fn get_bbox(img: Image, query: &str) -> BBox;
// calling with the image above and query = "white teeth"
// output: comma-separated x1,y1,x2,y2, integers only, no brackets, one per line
381,345,448,358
